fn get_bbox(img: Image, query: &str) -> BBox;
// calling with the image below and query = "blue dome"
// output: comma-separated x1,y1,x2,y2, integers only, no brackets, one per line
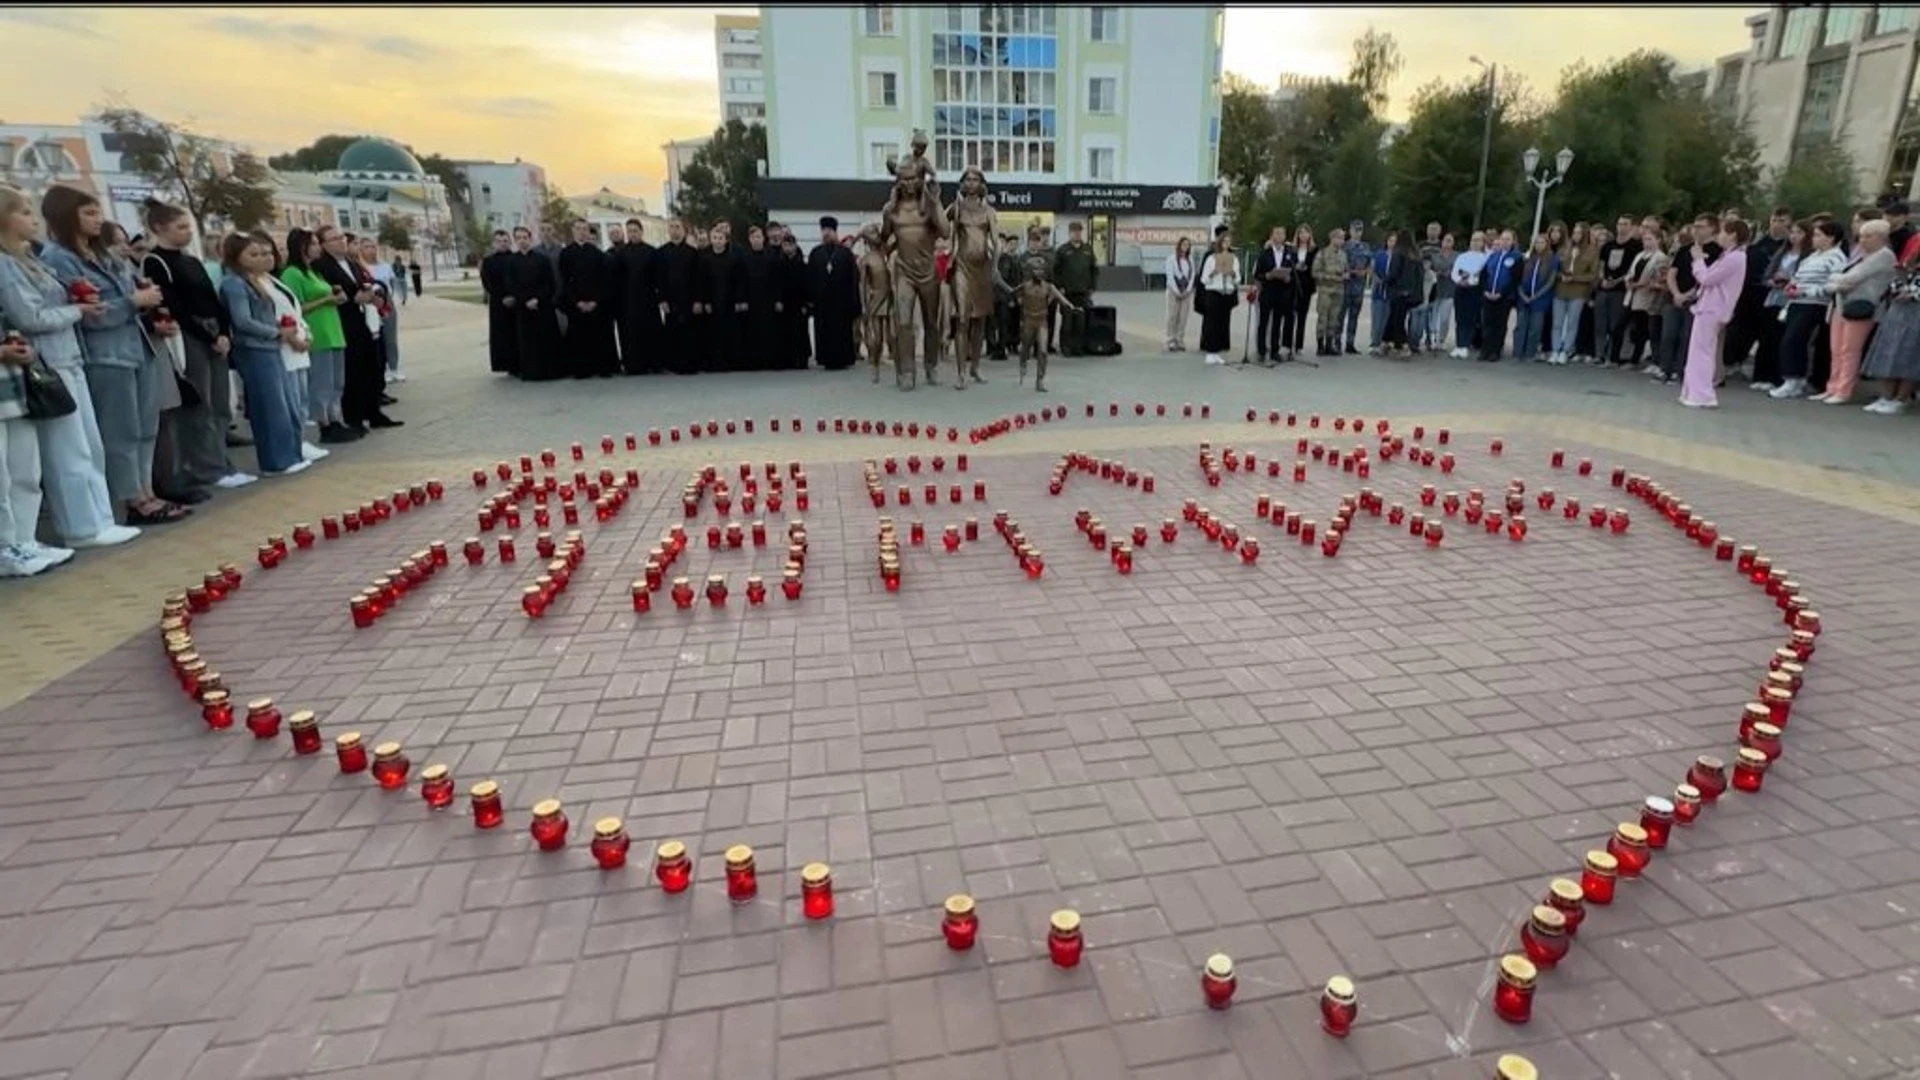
337,138,423,177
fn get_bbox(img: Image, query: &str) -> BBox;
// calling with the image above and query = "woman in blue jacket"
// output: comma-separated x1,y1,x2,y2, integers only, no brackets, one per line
216,233,306,476
1514,233,1560,361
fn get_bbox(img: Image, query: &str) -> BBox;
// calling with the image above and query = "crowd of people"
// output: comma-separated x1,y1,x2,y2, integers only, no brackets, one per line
1177,203,1920,413
478,216,1104,382
0,182,405,579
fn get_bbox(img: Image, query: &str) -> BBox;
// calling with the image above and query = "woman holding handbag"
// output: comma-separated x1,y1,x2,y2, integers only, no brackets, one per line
1812,219,1897,405
0,185,140,551
0,310,61,577
38,185,186,526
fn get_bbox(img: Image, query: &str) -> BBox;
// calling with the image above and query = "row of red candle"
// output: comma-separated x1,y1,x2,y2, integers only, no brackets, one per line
880,453,968,475
350,544,452,628
1053,451,1156,494
520,533,589,618
989,511,1045,578
878,523,903,591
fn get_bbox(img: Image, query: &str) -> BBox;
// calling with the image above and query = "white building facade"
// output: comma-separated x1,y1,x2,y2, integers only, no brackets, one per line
717,14,768,124
454,159,550,233
758,3,1223,279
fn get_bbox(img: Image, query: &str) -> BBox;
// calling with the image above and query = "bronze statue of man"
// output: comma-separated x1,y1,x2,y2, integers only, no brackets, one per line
857,223,892,382
946,166,998,389
879,145,949,390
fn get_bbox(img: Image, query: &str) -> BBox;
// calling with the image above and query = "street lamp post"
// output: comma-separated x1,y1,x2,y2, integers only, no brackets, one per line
1524,146,1575,243
1470,56,1496,234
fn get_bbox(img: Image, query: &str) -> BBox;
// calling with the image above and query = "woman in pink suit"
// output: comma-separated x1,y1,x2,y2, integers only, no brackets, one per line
1680,218,1750,409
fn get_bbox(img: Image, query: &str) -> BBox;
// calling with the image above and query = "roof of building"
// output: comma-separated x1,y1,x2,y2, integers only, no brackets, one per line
337,137,423,177
567,187,650,215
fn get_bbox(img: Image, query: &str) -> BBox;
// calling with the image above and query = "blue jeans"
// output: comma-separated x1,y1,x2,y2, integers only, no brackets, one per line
1341,292,1362,344
1515,308,1549,360
1551,297,1584,356
232,348,302,473
1408,304,1428,349
1369,294,1389,347
1453,291,1480,350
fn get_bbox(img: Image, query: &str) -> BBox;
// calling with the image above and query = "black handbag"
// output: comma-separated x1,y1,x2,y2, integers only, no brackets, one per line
1841,298,1877,321
21,359,76,419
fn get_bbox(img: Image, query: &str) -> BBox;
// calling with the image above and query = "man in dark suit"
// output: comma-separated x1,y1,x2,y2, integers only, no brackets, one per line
313,225,399,428
807,216,859,370
1252,226,1299,364
1478,229,1523,362
612,217,661,374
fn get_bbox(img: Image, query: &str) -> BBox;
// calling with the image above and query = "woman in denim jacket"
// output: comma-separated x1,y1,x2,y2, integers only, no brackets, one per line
39,186,186,524
0,185,139,549
216,233,305,475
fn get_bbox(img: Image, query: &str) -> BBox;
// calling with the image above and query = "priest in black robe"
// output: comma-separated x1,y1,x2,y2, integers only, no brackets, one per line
655,220,699,375
506,225,561,381
807,216,859,370
612,217,661,375
737,225,785,371
558,219,618,378
693,222,741,373
478,230,519,375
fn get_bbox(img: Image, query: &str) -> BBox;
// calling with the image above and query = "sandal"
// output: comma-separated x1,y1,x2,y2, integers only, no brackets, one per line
126,502,190,526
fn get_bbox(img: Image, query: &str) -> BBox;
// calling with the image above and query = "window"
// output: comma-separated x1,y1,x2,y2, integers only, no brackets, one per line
864,3,894,35
869,140,898,177
1877,5,1919,34
1089,6,1120,42
725,102,767,121
722,53,761,70
1824,5,1864,46
1087,147,1115,180
1088,75,1117,114
1792,57,1847,160
1777,5,1821,58
867,70,898,108
724,28,759,45
932,17,1058,175
1886,46,1920,196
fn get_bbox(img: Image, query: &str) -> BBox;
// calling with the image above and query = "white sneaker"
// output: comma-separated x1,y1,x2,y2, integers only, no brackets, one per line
0,544,55,578
215,472,257,489
264,460,312,477
1883,399,1910,415
1769,379,1808,399
1748,381,1771,391
1203,353,1223,365
70,524,141,548
1821,393,1850,405
388,372,407,383
22,540,73,566
300,442,330,462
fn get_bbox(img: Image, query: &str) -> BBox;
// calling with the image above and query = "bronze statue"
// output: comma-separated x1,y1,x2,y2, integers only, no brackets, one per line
946,166,998,388
878,136,949,390
857,223,892,382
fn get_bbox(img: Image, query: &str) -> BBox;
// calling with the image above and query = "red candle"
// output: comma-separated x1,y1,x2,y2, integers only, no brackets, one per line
1640,795,1675,848
801,862,834,919
1672,783,1702,825
942,894,979,949
1581,850,1618,904
521,586,548,619
1518,905,1570,969
1545,878,1585,936
1424,521,1444,548
1730,747,1769,792
745,574,767,605
370,742,411,790
530,798,569,850
243,698,281,739
200,689,234,730
725,844,758,903
1319,976,1358,1037
591,818,631,869
335,731,368,773
1744,720,1784,762
288,710,322,754
1200,954,1236,1009
1687,755,1727,802
1048,909,1083,967
465,780,503,828
1607,822,1651,878
670,577,695,610
654,840,692,891
782,570,803,600
1492,955,1537,1024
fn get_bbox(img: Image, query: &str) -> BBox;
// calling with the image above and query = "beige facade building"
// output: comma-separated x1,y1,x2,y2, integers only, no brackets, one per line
1708,5,1920,202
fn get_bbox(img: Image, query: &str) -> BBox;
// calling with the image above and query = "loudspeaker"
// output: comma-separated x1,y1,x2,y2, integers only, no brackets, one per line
1083,305,1119,355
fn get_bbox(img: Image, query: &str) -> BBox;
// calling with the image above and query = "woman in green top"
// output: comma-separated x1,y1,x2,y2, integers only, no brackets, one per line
280,228,356,444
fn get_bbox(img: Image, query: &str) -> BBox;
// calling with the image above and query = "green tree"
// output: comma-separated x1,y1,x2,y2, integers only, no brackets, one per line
673,118,769,231
1315,120,1391,235
1385,74,1539,238
539,183,575,237
1536,51,1726,226
457,214,489,264
1272,81,1376,201
377,212,412,251
1766,135,1864,219
1347,27,1404,115
266,134,362,173
96,101,277,233
1230,184,1307,249
1218,73,1278,197
1657,97,1763,223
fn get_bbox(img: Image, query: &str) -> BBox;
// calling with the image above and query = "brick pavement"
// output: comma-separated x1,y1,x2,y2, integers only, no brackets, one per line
0,296,1916,1078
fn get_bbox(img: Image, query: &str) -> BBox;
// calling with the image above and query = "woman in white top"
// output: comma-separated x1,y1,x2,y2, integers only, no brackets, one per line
1448,231,1488,359
1163,236,1195,352
1197,234,1240,366
362,238,402,382
259,234,327,464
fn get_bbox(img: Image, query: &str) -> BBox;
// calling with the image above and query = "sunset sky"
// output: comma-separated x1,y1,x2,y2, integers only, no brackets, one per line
0,5,1755,201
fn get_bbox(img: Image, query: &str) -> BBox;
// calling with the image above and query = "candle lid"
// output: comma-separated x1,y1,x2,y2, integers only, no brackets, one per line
247,697,274,712
1673,783,1701,802
1743,702,1771,721
801,862,831,885
421,764,449,782
1324,974,1356,1002
656,839,687,862
1496,1053,1539,1080
1498,954,1538,988
1737,747,1769,766
522,585,543,597
1204,953,1233,979
1529,905,1567,933
1548,879,1583,905
1752,721,1782,739
1584,850,1618,875
1694,754,1725,771
944,894,975,917
1763,686,1793,703
200,689,229,705
531,798,562,818
1643,795,1675,817
593,817,623,838
373,742,402,759
336,731,362,749
706,573,726,585
672,576,690,587
288,710,316,728
1614,822,1649,845
724,844,754,868
1049,909,1081,935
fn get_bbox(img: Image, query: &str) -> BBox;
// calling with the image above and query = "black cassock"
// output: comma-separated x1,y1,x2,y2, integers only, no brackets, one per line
807,241,859,370
558,242,618,378
737,248,784,371
780,250,811,369
693,243,741,373
506,251,562,381
655,241,699,375
613,240,661,375
479,250,519,375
